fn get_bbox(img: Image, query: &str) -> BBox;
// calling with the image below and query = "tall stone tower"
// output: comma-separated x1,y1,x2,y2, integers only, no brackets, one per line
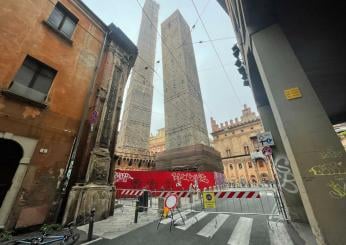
116,0,159,155
156,10,222,172
161,10,209,150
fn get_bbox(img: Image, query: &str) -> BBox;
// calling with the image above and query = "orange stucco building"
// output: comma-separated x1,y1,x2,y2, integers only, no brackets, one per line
0,0,136,230
211,105,274,186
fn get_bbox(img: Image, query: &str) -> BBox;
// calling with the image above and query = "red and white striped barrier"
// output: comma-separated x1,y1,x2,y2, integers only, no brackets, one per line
156,191,191,198
116,189,144,198
213,191,260,199
115,189,261,199
115,189,192,199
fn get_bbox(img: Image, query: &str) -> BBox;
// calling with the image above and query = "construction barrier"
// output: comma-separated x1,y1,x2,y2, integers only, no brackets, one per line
213,190,260,199
114,187,285,217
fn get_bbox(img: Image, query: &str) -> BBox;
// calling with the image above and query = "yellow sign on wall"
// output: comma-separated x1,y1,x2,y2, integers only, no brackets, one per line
202,192,216,208
284,87,302,100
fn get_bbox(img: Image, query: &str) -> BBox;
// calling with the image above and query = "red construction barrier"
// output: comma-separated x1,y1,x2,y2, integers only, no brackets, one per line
114,170,224,198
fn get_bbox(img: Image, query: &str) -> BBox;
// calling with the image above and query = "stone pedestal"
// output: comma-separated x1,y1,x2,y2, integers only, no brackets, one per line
62,184,113,225
85,147,111,184
63,147,114,225
155,144,223,172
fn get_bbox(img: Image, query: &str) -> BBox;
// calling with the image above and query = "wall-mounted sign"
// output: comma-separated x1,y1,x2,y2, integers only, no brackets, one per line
284,87,302,100
262,146,272,156
250,151,266,160
257,132,274,146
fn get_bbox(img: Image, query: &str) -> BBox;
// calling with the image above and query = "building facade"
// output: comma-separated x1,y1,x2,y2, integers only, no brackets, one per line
0,0,135,230
149,128,165,154
161,10,209,150
217,0,346,241
116,0,159,152
211,105,274,186
115,0,159,170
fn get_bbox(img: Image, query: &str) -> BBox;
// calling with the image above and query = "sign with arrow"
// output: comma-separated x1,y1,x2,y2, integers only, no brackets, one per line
257,132,275,146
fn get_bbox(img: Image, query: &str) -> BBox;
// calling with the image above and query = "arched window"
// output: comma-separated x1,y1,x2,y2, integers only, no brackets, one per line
238,163,243,169
229,164,233,170
258,160,264,168
248,162,252,168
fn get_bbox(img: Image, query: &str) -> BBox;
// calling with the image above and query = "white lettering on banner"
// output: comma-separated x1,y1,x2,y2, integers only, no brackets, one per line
115,172,134,183
171,172,209,186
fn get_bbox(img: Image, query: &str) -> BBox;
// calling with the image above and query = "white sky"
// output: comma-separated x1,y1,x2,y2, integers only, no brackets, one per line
83,0,258,135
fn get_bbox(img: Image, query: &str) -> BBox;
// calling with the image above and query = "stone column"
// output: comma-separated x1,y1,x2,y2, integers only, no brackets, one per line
258,104,307,222
247,45,307,222
85,66,122,184
252,24,346,245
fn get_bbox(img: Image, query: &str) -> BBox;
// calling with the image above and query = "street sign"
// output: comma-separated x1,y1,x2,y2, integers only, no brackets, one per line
262,146,272,156
202,192,216,208
165,194,178,209
257,132,275,146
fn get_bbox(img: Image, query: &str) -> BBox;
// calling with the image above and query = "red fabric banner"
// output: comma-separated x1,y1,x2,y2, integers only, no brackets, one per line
114,170,223,191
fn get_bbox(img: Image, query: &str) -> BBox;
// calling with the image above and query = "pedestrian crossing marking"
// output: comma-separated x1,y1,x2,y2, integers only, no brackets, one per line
160,210,192,224
268,221,294,245
175,211,208,231
197,214,229,238
227,217,253,245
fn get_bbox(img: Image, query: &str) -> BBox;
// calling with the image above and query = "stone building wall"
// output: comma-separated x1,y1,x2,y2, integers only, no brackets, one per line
211,105,274,185
116,0,159,152
0,0,106,229
161,10,209,150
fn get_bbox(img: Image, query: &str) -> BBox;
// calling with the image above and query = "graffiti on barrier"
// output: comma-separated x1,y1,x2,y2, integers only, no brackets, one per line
309,162,346,176
115,172,134,183
171,172,209,188
275,156,299,194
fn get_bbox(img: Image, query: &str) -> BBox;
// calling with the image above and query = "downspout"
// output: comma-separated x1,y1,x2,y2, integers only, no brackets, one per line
54,30,109,222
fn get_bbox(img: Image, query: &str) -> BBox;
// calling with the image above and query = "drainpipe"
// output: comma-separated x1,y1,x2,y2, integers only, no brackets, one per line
54,30,110,222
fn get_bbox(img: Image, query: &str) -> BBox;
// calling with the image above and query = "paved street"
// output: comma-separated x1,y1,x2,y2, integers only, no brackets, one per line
90,211,299,245
78,193,313,245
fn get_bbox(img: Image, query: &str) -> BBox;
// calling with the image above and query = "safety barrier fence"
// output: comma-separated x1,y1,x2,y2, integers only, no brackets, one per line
114,187,284,217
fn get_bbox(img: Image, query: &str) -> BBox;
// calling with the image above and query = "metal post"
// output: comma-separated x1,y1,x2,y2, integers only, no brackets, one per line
87,208,96,241
134,200,139,223
268,155,289,220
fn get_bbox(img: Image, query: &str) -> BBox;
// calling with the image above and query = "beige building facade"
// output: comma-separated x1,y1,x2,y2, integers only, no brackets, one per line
149,128,165,154
211,105,274,186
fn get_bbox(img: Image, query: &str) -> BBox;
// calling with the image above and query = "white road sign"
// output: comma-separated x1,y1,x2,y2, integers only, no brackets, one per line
257,132,275,146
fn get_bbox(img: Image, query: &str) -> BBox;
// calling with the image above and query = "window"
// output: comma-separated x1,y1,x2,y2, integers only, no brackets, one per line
229,164,233,170
248,162,252,168
238,163,243,169
244,145,250,155
9,56,56,103
47,3,78,38
258,160,264,168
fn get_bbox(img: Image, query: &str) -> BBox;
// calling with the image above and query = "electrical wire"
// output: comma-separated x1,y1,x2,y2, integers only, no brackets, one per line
190,0,243,106
135,0,214,117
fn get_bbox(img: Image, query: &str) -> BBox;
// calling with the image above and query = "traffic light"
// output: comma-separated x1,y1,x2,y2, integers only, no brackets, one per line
232,44,249,87
232,44,240,58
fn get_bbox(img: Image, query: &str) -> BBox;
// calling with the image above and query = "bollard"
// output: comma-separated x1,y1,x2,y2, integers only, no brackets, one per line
134,200,139,223
87,208,96,241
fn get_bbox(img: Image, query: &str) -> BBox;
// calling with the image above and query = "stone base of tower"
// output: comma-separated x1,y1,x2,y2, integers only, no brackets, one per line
155,144,223,172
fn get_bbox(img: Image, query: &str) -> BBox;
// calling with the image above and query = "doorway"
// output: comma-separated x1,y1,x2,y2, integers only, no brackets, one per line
0,138,23,206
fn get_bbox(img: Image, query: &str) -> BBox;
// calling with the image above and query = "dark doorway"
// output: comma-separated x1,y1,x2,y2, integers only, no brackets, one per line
0,138,23,207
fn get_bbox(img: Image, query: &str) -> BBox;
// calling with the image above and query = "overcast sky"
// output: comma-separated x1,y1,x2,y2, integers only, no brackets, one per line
83,0,258,135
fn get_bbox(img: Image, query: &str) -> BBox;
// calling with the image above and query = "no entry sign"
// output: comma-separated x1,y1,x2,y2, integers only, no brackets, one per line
165,194,178,209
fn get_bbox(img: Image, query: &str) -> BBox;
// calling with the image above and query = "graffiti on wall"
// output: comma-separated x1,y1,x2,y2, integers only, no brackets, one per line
309,162,345,176
275,156,299,194
328,177,346,199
